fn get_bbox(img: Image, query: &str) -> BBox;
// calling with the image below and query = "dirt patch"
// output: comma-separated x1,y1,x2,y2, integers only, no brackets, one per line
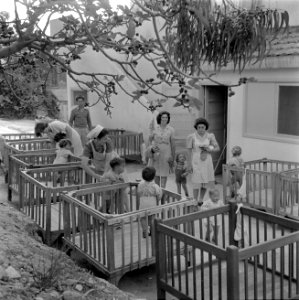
0,177,135,300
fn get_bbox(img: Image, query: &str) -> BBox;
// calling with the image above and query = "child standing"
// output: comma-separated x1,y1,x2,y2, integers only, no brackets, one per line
101,157,129,213
137,166,163,238
228,146,244,198
53,139,73,164
174,153,189,197
201,189,224,244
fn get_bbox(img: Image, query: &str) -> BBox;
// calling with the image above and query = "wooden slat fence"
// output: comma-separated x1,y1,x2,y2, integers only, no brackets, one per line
108,130,143,162
8,151,81,201
0,133,37,140
223,158,299,216
280,169,299,219
19,165,102,245
62,185,197,284
156,201,299,300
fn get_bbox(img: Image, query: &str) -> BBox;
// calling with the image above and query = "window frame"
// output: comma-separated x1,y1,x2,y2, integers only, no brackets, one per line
243,82,299,145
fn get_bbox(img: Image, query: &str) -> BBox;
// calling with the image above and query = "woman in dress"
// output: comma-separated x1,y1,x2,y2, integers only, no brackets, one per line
35,119,83,156
187,118,220,204
148,111,176,188
81,124,115,178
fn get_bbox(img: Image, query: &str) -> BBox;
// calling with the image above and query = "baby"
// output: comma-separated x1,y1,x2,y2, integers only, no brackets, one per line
137,166,163,238
201,189,224,244
53,139,73,164
174,152,189,197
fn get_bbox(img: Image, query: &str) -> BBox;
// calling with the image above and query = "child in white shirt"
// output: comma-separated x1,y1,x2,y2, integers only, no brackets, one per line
137,166,163,238
201,189,224,244
53,139,73,164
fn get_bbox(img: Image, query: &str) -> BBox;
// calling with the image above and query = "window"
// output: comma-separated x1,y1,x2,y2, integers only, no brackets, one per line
244,82,299,143
277,86,299,136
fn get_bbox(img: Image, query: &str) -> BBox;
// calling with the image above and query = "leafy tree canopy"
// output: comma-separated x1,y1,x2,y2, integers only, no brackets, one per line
0,0,290,114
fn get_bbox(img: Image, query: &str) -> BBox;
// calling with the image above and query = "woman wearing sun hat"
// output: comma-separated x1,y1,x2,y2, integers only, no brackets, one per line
81,125,115,178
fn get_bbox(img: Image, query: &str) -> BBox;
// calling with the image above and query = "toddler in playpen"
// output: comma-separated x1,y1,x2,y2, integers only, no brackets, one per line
101,157,129,214
53,139,74,184
201,188,224,244
137,166,163,238
228,145,244,198
174,152,189,197
53,139,73,164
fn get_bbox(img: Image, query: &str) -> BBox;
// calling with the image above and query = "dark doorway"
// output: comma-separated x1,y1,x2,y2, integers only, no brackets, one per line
204,86,228,175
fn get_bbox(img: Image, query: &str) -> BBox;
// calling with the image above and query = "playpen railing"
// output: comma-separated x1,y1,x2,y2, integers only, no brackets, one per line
0,133,37,140
8,152,81,200
62,191,197,279
280,169,299,219
19,165,100,244
3,139,55,173
223,165,279,212
109,132,143,161
245,158,299,173
156,202,299,300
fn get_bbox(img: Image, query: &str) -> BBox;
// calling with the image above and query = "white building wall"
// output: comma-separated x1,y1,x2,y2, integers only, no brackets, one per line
66,47,156,139
212,68,299,162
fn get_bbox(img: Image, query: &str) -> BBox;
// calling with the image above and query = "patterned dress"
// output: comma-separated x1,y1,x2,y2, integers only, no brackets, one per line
150,125,175,177
187,132,218,188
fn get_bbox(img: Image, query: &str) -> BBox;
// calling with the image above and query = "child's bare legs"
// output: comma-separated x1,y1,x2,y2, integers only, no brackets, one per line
182,183,189,197
155,176,167,188
193,188,199,202
176,183,182,195
141,215,152,238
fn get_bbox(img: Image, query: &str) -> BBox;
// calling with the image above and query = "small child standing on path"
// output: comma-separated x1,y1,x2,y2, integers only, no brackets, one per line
53,139,73,164
137,166,163,238
174,153,189,197
201,189,224,244
228,146,245,198
101,157,129,213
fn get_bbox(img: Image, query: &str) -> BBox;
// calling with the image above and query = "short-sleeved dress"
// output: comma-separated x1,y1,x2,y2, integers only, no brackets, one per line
150,125,174,177
186,132,218,188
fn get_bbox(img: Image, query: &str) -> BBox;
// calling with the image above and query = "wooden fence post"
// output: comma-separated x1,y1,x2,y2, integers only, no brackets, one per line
45,189,52,245
227,245,240,300
106,224,115,272
155,219,166,300
228,200,238,246
273,173,280,215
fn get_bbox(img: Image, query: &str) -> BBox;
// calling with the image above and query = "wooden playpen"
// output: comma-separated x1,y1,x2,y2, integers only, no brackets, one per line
156,201,299,300
0,133,37,140
19,165,102,244
280,168,299,219
61,184,197,284
222,158,299,215
8,151,81,201
108,129,143,163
